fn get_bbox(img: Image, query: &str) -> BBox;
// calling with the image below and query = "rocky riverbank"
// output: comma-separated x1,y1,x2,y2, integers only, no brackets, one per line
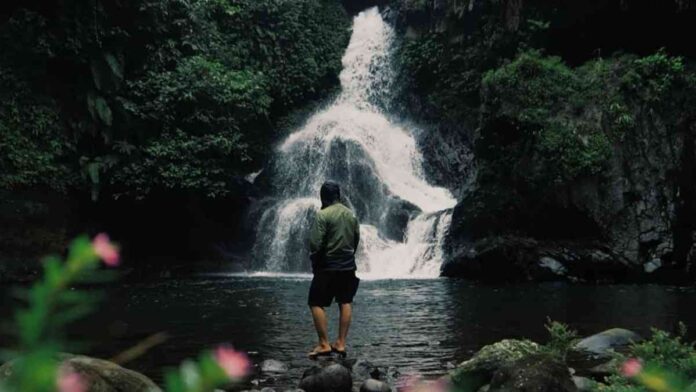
2,326,662,392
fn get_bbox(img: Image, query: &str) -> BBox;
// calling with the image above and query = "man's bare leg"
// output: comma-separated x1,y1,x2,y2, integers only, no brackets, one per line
309,306,331,356
333,303,352,352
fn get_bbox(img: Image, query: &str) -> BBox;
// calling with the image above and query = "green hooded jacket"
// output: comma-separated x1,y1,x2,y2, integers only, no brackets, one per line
309,202,360,271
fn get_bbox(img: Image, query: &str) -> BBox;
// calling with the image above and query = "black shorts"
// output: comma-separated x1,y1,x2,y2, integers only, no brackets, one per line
308,270,360,307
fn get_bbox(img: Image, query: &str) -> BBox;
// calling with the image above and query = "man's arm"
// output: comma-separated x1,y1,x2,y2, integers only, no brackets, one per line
309,213,326,267
353,215,360,253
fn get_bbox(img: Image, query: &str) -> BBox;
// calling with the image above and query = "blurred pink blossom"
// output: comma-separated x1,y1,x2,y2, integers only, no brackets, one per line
92,233,120,266
214,346,251,379
400,374,450,392
621,358,643,378
57,368,86,392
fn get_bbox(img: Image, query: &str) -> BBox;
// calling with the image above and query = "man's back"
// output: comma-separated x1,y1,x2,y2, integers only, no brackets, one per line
309,202,360,271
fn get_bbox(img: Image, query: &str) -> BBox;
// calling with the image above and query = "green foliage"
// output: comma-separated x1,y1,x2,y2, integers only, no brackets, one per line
481,51,611,183
2,235,245,391
631,325,696,379
462,48,695,233
0,0,349,201
2,236,108,392
0,71,75,193
597,324,696,392
542,319,579,361
396,7,546,126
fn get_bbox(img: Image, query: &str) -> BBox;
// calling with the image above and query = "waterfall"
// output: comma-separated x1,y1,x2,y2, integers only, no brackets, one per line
251,7,456,279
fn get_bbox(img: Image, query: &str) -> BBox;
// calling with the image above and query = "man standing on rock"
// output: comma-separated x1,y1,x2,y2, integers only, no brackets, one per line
307,181,361,359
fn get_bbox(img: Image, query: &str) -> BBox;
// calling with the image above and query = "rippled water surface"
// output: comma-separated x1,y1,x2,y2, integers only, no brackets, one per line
1,276,693,387
44,276,695,388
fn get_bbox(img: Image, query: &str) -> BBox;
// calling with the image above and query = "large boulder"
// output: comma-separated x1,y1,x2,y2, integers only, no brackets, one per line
450,339,540,390
299,363,352,392
489,354,577,392
568,328,641,375
0,354,160,392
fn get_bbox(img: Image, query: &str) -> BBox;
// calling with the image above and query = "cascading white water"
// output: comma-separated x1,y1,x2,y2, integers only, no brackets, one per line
252,7,457,279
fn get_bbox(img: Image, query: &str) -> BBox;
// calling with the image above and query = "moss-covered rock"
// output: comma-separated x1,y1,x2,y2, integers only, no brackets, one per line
489,353,577,392
450,339,541,390
0,354,160,392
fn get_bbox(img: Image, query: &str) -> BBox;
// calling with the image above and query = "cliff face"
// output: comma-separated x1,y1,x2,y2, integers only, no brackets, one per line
391,0,696,282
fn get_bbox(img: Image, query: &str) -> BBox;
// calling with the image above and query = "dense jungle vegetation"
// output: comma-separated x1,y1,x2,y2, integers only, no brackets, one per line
0,0,350,269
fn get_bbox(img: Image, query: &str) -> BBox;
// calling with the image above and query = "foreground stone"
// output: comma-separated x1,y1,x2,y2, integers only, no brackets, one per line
360,378,391,392
261,359,290,374
450,339,540,390
489,354,577,392
574,328,641,357
0,354,160,392
568,328,641,375
299,363,352,392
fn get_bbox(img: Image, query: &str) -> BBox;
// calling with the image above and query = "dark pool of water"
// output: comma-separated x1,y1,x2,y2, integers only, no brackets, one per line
4,275,696,389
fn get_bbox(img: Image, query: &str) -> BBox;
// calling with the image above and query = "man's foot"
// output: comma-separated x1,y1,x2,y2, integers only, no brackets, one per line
308,344,332,360
331,342,347,358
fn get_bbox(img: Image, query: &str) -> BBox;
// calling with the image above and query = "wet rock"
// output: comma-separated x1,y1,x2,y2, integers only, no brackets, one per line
381,197,420,241
352,358,384,383
0,354,160,392
586,359,620,378
442,235,636,283
360,379,391,392
489,354,576,392
572,376,595,391
575,328,641,356
644,259,662,273
568,328,641,375
450,339,540,390
261,359,289,374
299,363,352,392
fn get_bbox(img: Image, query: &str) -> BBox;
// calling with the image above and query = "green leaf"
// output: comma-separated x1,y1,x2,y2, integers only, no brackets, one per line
94,97,112,126
104,52,123,82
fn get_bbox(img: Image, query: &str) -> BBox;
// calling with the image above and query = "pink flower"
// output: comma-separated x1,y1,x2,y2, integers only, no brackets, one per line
57,368,86,392
92,233,120,266
214,346,251,379
621,358,643,378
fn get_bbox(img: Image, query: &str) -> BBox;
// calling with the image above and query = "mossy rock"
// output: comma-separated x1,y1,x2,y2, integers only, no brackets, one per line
0,354,160,392
450,339,541,390
489,353,577,392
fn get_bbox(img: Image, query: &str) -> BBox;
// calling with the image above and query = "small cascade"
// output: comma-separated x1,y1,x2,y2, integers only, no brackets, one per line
251,7,456,278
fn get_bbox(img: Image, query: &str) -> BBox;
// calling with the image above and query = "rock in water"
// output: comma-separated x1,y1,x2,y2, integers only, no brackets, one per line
0,354,160,392
489,354,577,392
360,379,391,392
261,359,289,374
352,358,385,383
299,363,352,392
